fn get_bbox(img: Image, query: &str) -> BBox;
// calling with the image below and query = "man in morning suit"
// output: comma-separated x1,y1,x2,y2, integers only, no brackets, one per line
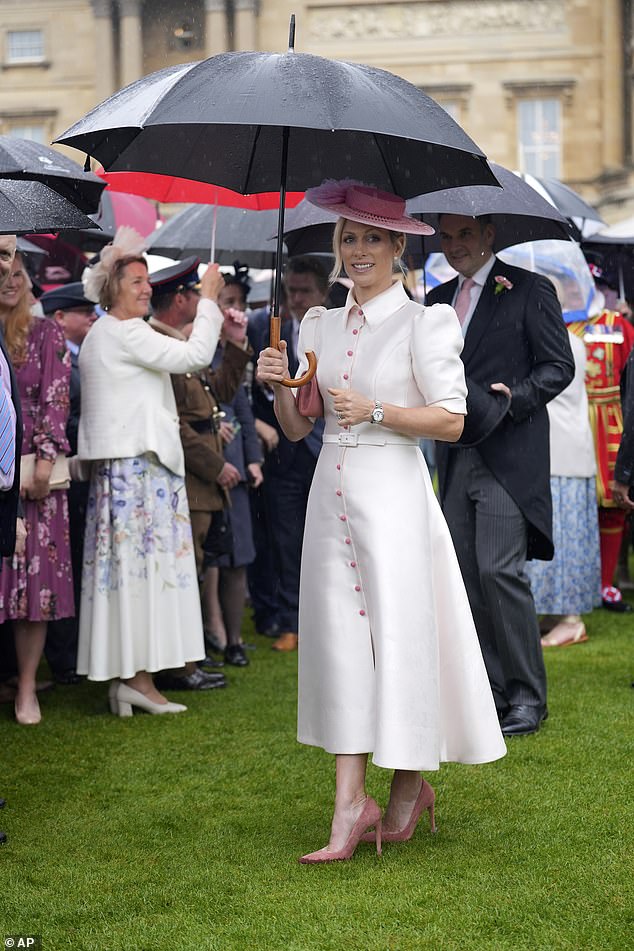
248,256,327,652
427,214,575,737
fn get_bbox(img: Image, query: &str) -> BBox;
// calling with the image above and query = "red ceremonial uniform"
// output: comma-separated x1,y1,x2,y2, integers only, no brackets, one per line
569,310,634,592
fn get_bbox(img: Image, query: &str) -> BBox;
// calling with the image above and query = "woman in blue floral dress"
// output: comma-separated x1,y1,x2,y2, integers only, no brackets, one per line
0,252,72,725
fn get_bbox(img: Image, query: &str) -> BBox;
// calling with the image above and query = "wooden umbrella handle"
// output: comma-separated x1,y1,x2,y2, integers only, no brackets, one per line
270,314,317,389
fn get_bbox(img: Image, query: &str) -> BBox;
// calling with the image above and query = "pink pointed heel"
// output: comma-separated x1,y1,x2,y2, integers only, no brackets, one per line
362,778,436,844
298,796,383,864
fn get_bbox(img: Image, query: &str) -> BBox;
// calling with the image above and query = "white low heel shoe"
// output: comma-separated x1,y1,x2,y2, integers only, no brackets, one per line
109,681,187,717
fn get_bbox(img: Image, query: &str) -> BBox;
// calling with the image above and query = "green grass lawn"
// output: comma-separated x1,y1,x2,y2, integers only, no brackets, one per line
1,607,632,951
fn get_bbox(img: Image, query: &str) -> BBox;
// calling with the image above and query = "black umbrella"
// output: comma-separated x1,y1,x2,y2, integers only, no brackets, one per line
407,163,574,251
0,179,101,235
581,229,634,302
517,172,604,239
283,163,573,264
57,17,498,385
147,204,284,267
0,135,105,214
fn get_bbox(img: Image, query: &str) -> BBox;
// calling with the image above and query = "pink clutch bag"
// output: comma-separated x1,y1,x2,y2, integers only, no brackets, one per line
296,377,324,418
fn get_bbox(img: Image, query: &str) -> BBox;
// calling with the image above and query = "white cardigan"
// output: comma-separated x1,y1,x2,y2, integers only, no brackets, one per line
78,298,223,476
547,330,596,478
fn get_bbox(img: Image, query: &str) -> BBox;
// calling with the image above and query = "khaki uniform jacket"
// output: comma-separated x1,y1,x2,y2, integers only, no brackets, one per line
149,318,252,512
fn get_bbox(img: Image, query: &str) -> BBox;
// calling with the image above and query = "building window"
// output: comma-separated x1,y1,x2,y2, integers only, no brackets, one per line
6,29,45,64
6,124,46,144
518,98,561,178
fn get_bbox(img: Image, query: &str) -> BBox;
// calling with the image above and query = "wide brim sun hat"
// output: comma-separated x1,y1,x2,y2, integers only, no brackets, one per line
305,179,435,236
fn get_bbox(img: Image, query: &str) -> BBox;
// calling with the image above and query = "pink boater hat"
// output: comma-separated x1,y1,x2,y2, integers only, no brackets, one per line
305,179,435,236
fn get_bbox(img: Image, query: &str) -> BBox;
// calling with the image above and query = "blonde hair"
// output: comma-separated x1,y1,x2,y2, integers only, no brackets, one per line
330,218,406,284
1,253,33,366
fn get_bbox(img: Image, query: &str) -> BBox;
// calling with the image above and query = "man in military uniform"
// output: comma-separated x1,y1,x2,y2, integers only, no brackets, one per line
149,258,252,689
568,264,634,611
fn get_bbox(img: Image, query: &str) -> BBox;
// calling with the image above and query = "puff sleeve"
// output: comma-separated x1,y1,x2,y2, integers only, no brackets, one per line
411,303,467,415
295,305,326,379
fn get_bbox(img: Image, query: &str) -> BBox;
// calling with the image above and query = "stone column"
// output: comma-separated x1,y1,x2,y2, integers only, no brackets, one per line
91,0,116,100
119,0,144,87
234,0,257,52
602,0,623,168
205,0,228,56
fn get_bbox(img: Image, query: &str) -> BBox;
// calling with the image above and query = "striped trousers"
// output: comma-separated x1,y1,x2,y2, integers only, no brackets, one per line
442,447,546,710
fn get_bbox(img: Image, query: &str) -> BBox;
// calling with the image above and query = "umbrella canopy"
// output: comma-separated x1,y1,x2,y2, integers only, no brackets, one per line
407,163,573,251
66,190,161,252
57,50,498,198
423,240,595,323
16,236,47,260
282,199,338,257
57,21,499,386
0,178,100,235
0,134,105,214
581,228,634,302
517,173,604,239
96,169,304,209
499,239,596,322
147,204,282,266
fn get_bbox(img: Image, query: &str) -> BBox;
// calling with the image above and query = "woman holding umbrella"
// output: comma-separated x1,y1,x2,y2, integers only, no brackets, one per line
257,181,506,864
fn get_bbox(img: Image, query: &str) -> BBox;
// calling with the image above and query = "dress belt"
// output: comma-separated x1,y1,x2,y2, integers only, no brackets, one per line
322,432,418,448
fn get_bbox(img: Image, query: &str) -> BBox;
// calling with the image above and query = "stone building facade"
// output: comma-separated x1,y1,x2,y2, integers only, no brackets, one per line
0,0,633,220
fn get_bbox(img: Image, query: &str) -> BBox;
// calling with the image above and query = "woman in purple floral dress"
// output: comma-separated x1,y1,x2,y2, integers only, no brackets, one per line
0,253,72,725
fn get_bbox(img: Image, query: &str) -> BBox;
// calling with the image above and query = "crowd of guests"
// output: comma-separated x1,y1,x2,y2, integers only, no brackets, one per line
0,217,632,740
0,229,340,725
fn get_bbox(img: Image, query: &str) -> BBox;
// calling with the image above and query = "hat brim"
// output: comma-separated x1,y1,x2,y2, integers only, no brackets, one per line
308,199,434,236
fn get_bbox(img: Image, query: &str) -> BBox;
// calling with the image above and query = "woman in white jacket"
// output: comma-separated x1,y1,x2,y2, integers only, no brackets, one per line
76,229,240,716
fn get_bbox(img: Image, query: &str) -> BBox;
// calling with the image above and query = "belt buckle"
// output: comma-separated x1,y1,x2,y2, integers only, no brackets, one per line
338,432,358,447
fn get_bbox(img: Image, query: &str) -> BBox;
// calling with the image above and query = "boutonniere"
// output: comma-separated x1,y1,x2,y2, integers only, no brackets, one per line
494,275,513,296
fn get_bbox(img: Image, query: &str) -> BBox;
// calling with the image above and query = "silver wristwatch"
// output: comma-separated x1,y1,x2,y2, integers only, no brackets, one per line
370,400,384,424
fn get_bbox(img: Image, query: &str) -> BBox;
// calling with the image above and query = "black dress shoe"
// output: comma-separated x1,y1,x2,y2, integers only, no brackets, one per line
154,669,226,691
0,831,6,845
204,631,227,654
258,622,281,639
501,704,548,737
198,655,225,670
53,669,83,686
602,598,632,613
224,644,249,667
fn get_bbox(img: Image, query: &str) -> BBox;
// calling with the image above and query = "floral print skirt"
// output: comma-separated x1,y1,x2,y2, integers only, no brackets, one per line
77,453,205,681
526,475,602,615
0,490,74,622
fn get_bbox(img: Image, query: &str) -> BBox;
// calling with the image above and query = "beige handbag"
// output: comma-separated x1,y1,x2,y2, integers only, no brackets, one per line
20,453,71,491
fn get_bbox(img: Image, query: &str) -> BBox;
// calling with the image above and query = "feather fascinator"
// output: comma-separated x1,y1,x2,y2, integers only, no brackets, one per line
82,226,147,303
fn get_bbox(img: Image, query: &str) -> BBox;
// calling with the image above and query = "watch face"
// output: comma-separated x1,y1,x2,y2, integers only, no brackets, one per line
372,407,384,423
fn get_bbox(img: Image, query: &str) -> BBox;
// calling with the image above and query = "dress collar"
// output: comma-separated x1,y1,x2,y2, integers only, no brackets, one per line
343,281,409,328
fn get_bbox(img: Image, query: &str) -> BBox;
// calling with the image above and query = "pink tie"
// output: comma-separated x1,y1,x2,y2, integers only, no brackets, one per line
454,277,476,326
